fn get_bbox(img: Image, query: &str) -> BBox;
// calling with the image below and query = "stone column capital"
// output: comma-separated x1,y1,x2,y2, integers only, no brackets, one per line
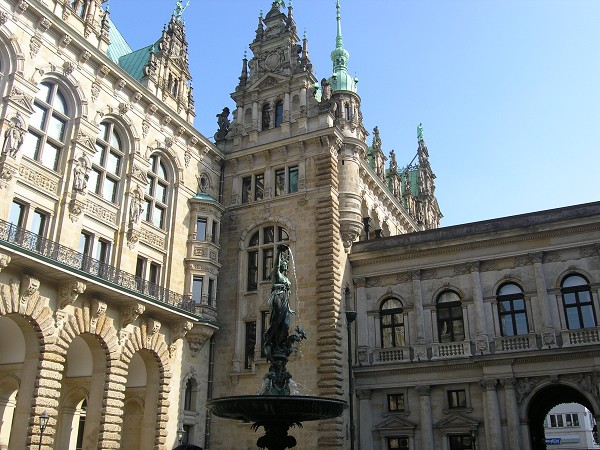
415,385,431,396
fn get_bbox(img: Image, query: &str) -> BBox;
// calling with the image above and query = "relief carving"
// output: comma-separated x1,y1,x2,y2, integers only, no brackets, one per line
58,281,86,309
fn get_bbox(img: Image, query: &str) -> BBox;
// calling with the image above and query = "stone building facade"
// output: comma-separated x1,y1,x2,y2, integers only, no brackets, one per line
349,202,600,450
0,0,222,448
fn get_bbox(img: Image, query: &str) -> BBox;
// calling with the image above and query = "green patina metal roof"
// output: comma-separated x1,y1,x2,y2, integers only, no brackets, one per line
328,0,357,93
118,45,155,81
194,192,219,203
107,18,132,63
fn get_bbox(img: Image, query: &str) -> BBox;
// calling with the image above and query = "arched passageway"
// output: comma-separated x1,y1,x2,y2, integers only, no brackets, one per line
528,384,598,450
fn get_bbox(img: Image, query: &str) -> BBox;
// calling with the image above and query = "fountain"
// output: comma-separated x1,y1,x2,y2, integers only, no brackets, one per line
206,244,348,450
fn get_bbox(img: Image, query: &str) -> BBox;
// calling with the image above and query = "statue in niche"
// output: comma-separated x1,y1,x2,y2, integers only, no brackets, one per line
72,157,89,192
2,119,25,158
129,188,144,226
215,107,230,141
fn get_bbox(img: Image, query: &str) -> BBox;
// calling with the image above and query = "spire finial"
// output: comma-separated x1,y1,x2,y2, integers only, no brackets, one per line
336,0,343,49
417,123,424,142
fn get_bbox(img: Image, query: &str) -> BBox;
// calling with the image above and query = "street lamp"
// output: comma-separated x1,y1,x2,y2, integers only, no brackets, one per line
469,424,478,450
38,410,49,450
344,284,357,450
177,424,185,444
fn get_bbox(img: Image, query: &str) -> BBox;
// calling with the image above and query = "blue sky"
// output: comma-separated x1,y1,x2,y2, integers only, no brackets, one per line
109,1,600,227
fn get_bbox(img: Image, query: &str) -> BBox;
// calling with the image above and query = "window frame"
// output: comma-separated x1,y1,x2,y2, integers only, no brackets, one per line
245,225,289,292
90,121,125,204
380,298,405,348
241,173,265,204
23,81,72,171
274,165,299,197
144,154,171,229
436,290,465,343
561,274,596,330
244,320,257,369
497,283,529,336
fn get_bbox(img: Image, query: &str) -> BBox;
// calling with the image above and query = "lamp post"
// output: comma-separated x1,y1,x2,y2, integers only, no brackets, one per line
38,410,49,450
344,284,357,450
177,424,185,444
469,424,478,450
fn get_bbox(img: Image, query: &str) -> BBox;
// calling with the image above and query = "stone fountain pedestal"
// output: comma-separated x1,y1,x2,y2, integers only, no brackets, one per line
206,395,347,450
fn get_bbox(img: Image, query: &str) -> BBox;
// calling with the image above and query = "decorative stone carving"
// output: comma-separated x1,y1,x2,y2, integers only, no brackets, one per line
20,274,40,298
186,326,215,357
1,114,26,158
141,119,150,138
355,388,372,400
169,320,194,356
500,378,516,389
480,379,497,391
78,50,91,68
0,10,8,26
145,318,161,347
121,303,145,327
90,81,100,102
414,385,431,396
515,377,538,404
29,34,41,58
58,281,86,308
89,299,107,334
118,102,130,115
0,252,11,272
62,61,75,77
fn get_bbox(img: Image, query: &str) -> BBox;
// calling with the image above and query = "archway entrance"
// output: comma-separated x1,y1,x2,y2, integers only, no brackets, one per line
528,384,597,450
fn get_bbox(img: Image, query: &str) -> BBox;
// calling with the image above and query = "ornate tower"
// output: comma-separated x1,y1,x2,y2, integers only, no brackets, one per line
141,0,195,123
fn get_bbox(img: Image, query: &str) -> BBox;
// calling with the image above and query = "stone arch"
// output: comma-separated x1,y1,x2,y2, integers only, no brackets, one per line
0,31,25,75
93,109,140,155
238,216,297,249
147,144,183,186
491,277,525,297
523,378,600,450
120,320,172,449
0,278,60,449
54,301,122,450
554,267,593,289
431,285,466,305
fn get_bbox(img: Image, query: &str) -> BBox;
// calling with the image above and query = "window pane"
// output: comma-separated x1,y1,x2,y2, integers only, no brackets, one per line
88,169,100,193
242,176,251,203
98,122,107,139
156,182,167,203
563,292,576,305
249,231,259,247
264,226,274,244
289,166,299,193
30,104,46,129
563,275,587,288
158,161,167,180
36,82,51,102
53,90,68,115
48,115,66,141
566,307,581,329
106,151,121,175
581,305,596,328
394,326,405,346
22,132,41,159
153,205,164,228
9,202,24,227
103,178,117,202
247,251,258,291
263,248,274,280
255,174,264,200
501,315,514,336
41,142,60,170
192,276,203,304
110,129,121,149
514,313,528,335
196,218,207,240
275,169,285,196
382,328,392,348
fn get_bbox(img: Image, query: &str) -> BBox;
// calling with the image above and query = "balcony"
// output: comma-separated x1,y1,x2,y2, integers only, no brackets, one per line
494,334,537,353
431,341,472,359
0,220,200,318
561,327,600,347
372,347,411,364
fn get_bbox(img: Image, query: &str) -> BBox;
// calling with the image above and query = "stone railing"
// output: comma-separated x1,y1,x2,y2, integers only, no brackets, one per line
372,347,411,364
431,341,472,359
494,334,537,353
561,328,600,347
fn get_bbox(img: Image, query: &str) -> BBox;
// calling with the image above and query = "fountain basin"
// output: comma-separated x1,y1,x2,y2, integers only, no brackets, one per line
206,395,348,424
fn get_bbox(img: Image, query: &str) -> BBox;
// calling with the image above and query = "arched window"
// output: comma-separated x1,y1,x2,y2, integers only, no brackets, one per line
436,290,464,343
144,154,170,229
561,274,596,330
183,378,197,411
497,283,528,336
23,81,72,171
88,121,124,203
246,225,289,291
274,100,284,127
380,298,405,348
261,103,271,130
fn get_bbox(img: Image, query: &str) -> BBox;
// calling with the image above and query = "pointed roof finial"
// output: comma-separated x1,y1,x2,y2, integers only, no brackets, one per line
328,0,357,93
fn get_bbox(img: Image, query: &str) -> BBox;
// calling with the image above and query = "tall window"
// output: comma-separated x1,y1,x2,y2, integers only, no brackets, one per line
70,0,87,17
262,103,271,130
274,166,299,196
244,321,256,369
497,283,528,336
274,100,284,127
380,299,405,348
145,154,170,229
183,378,197,411
241,173,264,204
387,393,405,412
23,81,71,171
192,276,203,304
88,121,124,203
562,274,596,330
437,290,464,343
74,399,87,450
196,218,207,240
8,201,25,227
79,231,92,270
246,225,289,291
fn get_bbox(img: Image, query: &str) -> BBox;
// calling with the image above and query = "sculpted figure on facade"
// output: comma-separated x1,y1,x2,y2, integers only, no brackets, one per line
72,157,89,192
2,118,25,158
215,107,230,141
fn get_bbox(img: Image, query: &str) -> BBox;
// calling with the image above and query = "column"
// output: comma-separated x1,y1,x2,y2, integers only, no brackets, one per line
530,252,556,346
415,385,434,449
412,270,427,360
356,389,373,450
468,262,489,353
500,378,522,450
480,379,504,450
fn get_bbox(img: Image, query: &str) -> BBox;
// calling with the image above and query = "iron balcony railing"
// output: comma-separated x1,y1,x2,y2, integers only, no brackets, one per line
0,219,196,314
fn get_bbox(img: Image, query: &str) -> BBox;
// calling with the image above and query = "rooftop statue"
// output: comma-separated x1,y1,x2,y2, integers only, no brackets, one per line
417,122,424,142
173,0,189,22
215,107,230,141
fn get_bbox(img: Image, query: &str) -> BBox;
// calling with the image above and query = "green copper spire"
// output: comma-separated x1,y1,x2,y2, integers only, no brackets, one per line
328,0,357,93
